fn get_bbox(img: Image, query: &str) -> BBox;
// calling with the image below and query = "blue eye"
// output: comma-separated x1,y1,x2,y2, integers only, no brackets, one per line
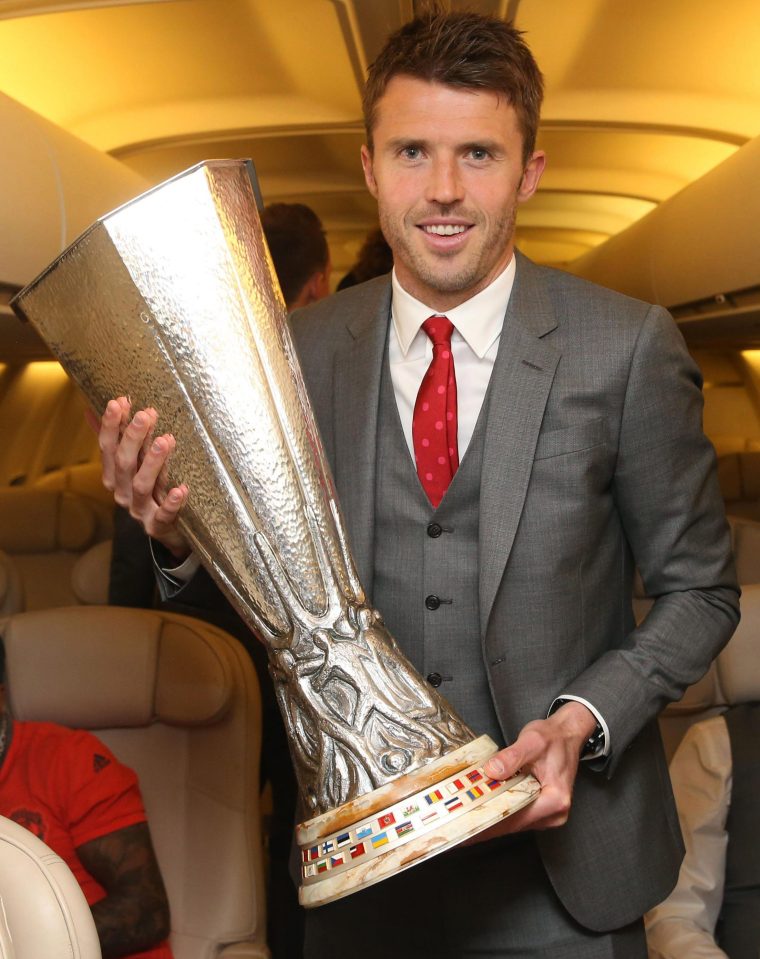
402,146,421,160
470,148,489,160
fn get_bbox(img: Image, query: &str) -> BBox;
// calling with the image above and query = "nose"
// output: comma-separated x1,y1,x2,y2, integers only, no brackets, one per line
424,154,463,206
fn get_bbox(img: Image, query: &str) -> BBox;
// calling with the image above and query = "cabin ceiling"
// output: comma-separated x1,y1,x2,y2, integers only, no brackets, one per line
1,0,759,278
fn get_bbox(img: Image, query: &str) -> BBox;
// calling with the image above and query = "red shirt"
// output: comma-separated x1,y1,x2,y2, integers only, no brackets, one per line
0,720,173,959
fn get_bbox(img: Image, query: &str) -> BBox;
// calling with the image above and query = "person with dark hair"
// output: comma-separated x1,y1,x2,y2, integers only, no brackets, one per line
97,9,738,958
260,202,331,310
336,227,393,290
0,639,173,959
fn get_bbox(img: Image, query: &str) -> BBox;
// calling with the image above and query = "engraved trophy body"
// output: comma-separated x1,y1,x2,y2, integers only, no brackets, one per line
12,161,538,906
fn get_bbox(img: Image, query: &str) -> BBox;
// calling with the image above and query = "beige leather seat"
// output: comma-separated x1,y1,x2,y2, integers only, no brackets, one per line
35,462,114,542
0,488,107,610
0,814,102,959
2,606,269,959
658,582,760,760
70,539,112,606
717,451,760,521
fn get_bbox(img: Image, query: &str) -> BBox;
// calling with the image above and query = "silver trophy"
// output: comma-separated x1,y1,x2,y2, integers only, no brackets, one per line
12,161,538,906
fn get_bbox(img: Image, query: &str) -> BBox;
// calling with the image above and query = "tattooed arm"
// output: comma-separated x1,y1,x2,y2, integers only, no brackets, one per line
76,821,171,958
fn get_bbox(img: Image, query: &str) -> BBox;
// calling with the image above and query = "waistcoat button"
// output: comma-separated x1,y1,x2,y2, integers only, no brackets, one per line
425,594,441,610
427,522,443,538
427,672,442,687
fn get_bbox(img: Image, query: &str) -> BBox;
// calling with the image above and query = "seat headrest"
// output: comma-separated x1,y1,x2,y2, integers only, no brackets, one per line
716,582,760,705
71,539,112,605
0,489,97,553
3,607,232,728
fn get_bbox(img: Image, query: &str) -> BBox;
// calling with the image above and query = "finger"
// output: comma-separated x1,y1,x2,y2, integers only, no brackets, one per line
130,434,174,514
99,399,129,491
113,409,157,503
153,485,187,526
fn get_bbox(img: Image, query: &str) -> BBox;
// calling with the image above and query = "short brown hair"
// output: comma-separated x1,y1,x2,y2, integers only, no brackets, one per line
363,9,544,166
260,203,329,308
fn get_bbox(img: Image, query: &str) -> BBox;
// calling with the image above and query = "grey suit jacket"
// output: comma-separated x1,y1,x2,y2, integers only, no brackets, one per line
287,251,740,930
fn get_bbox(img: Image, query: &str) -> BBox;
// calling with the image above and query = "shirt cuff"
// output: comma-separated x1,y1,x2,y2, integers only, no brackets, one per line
547,694,611,760
149,539,201,588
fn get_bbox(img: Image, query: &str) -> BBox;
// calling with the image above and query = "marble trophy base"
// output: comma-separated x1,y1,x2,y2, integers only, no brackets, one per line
297,735,540,907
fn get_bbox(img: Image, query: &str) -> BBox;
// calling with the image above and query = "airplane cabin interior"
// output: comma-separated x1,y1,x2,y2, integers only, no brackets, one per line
0,2,759,957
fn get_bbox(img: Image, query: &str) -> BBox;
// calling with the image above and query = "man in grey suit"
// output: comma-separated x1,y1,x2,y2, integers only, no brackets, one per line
99,10,739,959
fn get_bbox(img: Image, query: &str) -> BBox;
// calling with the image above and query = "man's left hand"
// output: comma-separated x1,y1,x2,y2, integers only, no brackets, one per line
468,700,598,841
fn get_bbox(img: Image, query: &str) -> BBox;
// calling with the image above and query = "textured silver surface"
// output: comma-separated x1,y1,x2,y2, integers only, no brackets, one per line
12,161,474,815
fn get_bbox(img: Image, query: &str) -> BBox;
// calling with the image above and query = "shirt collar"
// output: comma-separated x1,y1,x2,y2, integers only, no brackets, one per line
391,255,516,359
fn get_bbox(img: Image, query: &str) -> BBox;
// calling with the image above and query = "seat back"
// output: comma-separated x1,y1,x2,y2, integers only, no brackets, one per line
717,451,760,522
0,814,101,959
0,489,106,610
2,607,269,959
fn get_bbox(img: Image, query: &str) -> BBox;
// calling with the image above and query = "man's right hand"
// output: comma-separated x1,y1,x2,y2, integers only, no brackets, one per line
97,396,191,560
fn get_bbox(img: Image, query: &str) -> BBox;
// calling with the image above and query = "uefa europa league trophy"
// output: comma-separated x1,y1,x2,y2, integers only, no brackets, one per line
12,160,539,906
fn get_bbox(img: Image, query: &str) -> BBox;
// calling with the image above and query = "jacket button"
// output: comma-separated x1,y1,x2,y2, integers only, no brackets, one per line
427,672,442,687
427,522,443,538
425,595,441,610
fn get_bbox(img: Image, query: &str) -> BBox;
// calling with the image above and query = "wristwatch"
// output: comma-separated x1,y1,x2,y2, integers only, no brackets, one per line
549,697,606,759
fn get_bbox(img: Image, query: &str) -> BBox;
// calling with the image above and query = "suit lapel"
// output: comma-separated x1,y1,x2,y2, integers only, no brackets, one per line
333,280,392,594
479,254,561,634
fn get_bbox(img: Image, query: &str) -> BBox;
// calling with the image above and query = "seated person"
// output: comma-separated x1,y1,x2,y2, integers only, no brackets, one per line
0,639,173,959
645,705,759,959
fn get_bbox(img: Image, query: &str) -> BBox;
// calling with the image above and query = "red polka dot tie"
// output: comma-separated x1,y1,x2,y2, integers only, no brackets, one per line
413,315,459,508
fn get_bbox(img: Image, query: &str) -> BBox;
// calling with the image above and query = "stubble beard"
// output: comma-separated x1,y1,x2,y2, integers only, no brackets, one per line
379,204,517,299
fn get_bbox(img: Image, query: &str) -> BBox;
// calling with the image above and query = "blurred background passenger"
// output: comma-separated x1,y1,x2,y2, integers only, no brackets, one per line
336,226,393,290
0,639,173,959
646,705,760,959
260,202,331,309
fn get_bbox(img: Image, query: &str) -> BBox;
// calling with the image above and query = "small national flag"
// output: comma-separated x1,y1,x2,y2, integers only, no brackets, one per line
466,785,484,800
305,845,319,861
371,832,389,849
403,802,419,817
486,778,502,791
425,789,443,805
316,860,328,873
445,797,463,812
377,812,396,829
421,810,439,825
356,825,373,840
467,770,483,783
321,840,335,854
336,832,351,847
303,863,317,878
330,853,345,867
349,842,366,859
395,821,414,838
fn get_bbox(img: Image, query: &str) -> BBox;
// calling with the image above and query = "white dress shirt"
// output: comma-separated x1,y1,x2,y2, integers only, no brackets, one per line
645,716,732,959
389,256,516,461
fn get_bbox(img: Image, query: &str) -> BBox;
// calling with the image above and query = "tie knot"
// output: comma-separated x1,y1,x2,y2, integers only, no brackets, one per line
422,315,454,348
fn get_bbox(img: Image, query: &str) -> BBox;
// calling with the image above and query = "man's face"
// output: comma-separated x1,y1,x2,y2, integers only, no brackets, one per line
361,76,544,311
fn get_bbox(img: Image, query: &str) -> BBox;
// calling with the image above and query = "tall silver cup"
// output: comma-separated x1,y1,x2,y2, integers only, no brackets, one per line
12,161,538,905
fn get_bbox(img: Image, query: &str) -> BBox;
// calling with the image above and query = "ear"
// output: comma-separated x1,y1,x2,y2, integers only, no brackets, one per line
361,145,378,199
517,151,546,203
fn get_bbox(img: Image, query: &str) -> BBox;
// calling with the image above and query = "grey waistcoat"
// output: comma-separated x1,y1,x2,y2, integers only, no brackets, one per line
371,353,504,746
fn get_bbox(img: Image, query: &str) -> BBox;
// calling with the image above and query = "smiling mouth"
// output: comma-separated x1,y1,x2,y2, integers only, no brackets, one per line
421,224,468,236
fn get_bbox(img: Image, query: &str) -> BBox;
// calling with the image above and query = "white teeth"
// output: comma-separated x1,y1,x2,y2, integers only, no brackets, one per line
424,224,466,236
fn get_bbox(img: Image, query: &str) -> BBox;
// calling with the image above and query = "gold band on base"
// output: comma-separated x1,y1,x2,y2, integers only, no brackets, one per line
297,735,540,907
